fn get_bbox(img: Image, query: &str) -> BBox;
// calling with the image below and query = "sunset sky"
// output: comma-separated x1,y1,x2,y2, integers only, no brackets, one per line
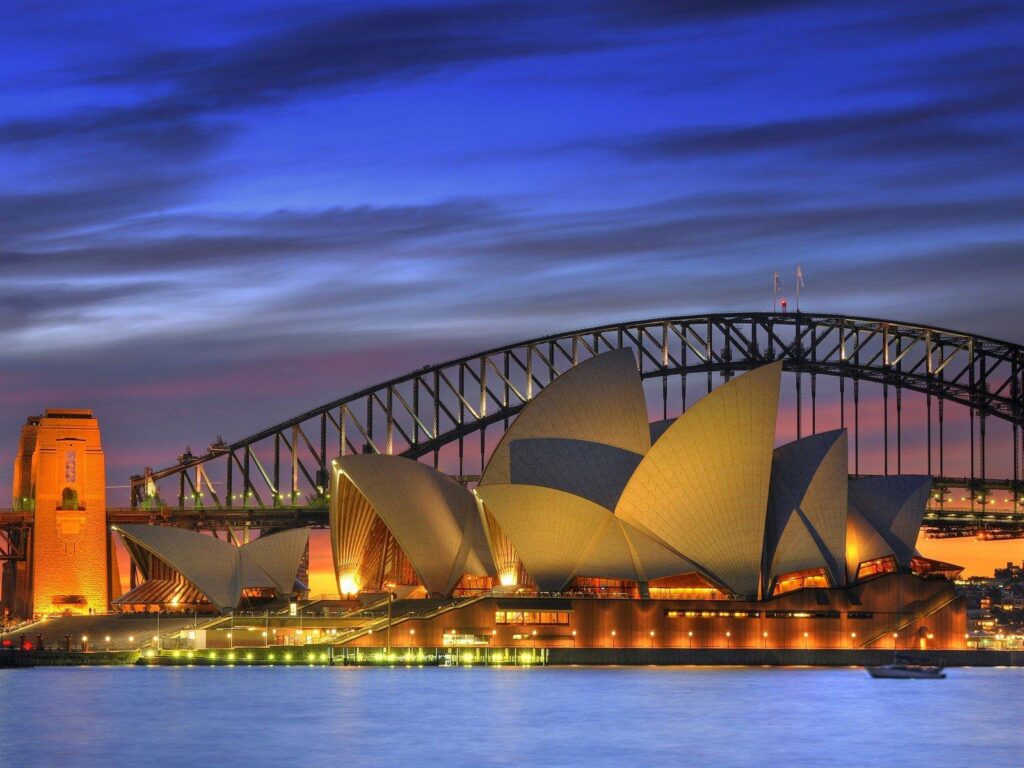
3,1,1022,591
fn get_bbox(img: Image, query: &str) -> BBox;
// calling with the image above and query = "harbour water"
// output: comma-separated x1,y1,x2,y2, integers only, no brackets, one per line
2,666,1021,767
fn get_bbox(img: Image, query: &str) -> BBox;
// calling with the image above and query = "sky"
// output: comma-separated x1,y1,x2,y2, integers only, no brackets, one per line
2,0,1023,589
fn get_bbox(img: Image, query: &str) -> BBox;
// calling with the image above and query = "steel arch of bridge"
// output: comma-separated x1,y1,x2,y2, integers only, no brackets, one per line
131,312,1024,535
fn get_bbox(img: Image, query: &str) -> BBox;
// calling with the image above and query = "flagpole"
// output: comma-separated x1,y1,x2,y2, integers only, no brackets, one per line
796,266,804,312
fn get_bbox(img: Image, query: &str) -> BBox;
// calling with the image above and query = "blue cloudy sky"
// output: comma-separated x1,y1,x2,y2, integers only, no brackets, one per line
2,0,1023,510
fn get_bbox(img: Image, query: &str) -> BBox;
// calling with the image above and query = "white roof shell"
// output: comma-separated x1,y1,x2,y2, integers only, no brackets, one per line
615,361,782,597
508,437,642,510
476,483,697,592
764,430,848,588
114,525,307,612
480,348,650,486
846,475,932,574
332,455,495,596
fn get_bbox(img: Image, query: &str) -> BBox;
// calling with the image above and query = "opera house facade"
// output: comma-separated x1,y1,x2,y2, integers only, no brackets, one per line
329,351,966,651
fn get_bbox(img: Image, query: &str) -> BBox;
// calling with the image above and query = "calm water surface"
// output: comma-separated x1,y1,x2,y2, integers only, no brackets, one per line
1,666,1020,767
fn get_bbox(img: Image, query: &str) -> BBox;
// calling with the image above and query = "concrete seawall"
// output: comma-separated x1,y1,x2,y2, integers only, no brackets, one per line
547,647,1024,667
3,647,1022,668
0,650,140,668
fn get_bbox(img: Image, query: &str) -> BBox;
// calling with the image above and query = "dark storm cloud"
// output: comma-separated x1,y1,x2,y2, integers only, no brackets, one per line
599,0,824,25
470,194,1024,262
0,176,197,244
0,0,863,155
838,2,1003,33
89,3,597,107
0,198,504,274
616,102,1015,162
0,281,176,334
0,104,226,155
2,2,595,154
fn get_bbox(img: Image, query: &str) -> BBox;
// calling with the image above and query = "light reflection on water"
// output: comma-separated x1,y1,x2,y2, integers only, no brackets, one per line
1,666,1020,767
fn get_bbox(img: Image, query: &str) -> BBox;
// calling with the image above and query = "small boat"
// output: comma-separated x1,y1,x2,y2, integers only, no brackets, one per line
866,655,945,679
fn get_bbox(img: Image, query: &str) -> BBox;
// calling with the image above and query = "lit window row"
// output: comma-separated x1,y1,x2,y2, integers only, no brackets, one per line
495,611,570,625
666,610,760,619
665,609,859,619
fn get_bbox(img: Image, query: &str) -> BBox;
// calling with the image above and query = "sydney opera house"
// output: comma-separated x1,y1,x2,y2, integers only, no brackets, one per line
325,351,965,651
106,350,965,651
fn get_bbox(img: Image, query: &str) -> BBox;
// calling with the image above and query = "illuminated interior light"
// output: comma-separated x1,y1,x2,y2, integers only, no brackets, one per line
338,573,360,596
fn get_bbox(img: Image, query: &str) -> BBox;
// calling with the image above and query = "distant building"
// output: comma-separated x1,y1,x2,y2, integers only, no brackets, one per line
995,561,1023,582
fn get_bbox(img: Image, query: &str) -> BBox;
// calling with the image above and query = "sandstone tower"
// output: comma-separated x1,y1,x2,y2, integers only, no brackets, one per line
11,409,109,616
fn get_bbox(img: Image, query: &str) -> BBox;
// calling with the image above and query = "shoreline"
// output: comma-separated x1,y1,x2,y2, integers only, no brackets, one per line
3,647,1022,668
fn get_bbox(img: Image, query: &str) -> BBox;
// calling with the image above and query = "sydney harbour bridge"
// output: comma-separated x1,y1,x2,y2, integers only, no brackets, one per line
5,311,1022,562
108,311,1024,542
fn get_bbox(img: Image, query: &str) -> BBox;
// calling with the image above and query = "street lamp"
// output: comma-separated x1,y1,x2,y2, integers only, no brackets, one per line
610,630,616,649
384,583,396,656
532,629,537,649
850,631,856,648
571,630,577,647
892,631,899,650
687,630,693,649
803,631,809,650
649,630,655,649
762,631,768,649
725,631,731,649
